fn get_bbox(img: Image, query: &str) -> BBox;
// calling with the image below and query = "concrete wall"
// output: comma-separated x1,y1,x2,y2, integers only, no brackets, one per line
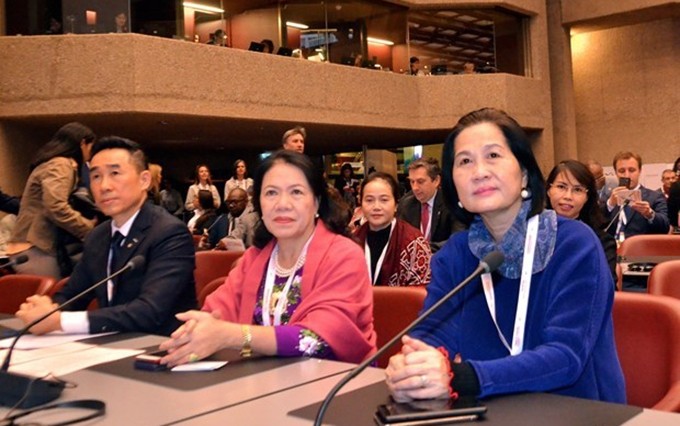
571,17,680,165
561,0,678,26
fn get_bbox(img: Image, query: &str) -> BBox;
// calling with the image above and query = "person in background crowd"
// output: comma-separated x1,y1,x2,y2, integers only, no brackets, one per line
188,189,216,234
281,126,306,154
160,179,184,219
147,163,163,205
7,122,97,279
659,169,676,199
203,188,259,250
334,163,360,210
397,157,462,252
587,160,617,206
409,57,424,76
385,107,624,405
354,172,431,286
113,12,128,33
159,150,376,366
546,160,616,284
462,62,476,74
16,136,196,336
604,151,669,240
185,164,220,212
224,159,254,201
667,156,680,231
207,29,226,46
261,39,274,53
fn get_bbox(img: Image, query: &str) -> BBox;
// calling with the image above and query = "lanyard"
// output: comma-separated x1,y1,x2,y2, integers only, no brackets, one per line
481,215,539,356
262,236,313,326
364,219,396,285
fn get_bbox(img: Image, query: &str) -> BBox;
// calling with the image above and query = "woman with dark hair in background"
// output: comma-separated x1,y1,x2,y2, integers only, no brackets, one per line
546,160,617,283
7,122,97,278
160,150,376,365
385,108,624,404
224,159,253,201
668,156,680,231
354,172,431,286
334,163,360,209
185,164,220,212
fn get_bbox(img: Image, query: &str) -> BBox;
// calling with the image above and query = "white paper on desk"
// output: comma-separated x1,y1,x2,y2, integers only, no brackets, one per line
9,346,143,378
0,331,116,350
171,361,228,372
5,342,94,366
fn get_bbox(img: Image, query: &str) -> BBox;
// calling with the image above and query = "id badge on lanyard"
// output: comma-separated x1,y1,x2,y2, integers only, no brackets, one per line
481,215,539,356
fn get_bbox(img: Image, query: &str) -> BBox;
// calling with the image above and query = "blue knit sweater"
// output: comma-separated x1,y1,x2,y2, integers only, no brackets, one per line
411,214,626,403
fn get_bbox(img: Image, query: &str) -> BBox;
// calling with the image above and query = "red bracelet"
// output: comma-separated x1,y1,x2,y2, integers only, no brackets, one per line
436,346,458,400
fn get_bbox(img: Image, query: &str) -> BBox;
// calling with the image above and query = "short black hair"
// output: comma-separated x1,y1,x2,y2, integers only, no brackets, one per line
442,108,545,225
410,56,419,64
90,136,148,172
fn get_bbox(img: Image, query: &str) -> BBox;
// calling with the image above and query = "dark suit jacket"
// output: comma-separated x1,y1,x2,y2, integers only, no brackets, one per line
668,181,680,228
604,186,669,238
397,190,463,252
54,202,197,335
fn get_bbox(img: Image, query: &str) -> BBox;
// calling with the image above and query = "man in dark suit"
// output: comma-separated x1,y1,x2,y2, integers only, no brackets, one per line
397,157,462,252
604,151,669,240
202,187,259,249
16,136,196,336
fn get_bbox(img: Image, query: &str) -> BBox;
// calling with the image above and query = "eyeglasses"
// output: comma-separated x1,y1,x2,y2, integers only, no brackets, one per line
549,182,588,196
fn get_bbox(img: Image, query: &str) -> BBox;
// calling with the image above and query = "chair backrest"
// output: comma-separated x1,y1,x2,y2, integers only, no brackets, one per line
48,277,99,311
0,274,56,314
618,235,680,258
613,292,680,411
372,286,427,368
648,260,680,301
194,250,244,299
198,276,227,307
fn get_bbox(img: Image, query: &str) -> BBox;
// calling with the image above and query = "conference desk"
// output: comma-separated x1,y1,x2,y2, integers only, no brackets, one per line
2,324,680,425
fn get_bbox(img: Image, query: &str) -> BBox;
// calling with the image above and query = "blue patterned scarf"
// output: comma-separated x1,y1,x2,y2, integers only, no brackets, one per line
468,200,557,279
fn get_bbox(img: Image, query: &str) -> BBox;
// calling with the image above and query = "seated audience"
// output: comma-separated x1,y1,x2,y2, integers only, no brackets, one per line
354,172,431,286
261,39,274,53
224,159,254,201
587,160,617,206
603,151,669,240
16,136,196,335
668,156,680,231
546,160,616,284
385,108,624,404
334,163,360,210
159,150,376,365
397,158,462,253
409,57,424,76
203,187,258,249
207,29,226,46
160,178,184,218
185,164,220,212
189,189,218,235
7,122,97,279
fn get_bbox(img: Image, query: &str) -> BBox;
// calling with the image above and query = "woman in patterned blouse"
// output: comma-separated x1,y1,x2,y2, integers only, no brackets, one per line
160,150,376,365
354,172,431,286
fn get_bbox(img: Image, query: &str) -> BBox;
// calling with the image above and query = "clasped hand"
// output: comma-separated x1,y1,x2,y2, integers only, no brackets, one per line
15,295,61,334
385,335,451,402
159,310,239,367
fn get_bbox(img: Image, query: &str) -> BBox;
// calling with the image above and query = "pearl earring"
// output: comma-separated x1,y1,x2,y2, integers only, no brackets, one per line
457,201,464,209
521,188,532,200
315,212,320,218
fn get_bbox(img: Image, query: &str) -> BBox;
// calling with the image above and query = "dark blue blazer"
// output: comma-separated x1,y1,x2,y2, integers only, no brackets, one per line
397,190,463,252
54,202,197,335
604,186,669,238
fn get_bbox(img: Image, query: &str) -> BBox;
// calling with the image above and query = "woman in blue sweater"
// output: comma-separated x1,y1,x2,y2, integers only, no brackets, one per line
385,108,625,404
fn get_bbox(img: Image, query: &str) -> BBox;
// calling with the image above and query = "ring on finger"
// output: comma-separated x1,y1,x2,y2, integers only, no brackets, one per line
188,353,199,363
420,374,428,388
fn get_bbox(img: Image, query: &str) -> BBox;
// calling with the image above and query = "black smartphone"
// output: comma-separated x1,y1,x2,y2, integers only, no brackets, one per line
134,350,169,371
375,398,486,425
618,177,631,189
